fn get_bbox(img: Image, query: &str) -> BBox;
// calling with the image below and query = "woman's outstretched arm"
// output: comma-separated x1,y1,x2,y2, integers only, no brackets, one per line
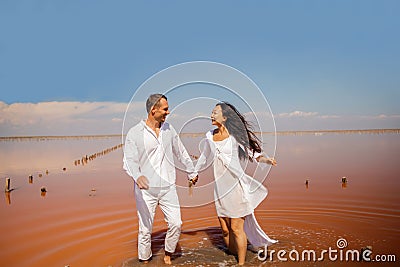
255,155,277,166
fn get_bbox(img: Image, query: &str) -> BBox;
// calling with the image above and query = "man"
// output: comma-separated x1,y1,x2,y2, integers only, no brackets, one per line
123,94,198,264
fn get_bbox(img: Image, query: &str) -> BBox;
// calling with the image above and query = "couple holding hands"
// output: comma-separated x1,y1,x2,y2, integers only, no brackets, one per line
123,94,277,265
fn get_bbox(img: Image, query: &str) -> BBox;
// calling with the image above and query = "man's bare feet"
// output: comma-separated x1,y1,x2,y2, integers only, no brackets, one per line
164,251,172,265
139,258,149,264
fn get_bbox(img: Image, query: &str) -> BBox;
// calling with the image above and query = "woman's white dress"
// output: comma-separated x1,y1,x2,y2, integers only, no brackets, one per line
195,130,277,247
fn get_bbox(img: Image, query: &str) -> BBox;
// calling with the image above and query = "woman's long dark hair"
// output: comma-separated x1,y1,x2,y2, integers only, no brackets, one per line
217,102,262,161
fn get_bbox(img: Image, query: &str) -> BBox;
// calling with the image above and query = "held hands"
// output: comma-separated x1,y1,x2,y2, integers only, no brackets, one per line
136,175,149,189
137,175,198,190
189,175,199,186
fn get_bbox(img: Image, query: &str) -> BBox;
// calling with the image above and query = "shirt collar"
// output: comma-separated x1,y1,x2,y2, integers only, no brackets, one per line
141,120,167,138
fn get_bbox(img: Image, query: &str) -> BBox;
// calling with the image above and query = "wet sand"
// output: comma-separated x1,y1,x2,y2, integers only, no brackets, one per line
0,132,399,266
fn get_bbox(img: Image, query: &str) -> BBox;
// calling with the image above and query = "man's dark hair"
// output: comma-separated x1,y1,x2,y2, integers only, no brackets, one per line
146,94,167,113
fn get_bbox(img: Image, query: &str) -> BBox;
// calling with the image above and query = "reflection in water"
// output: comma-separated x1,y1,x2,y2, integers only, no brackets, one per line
0,136,123,176
89,188,96,197
5,191,11,205
341,176,348,188
40,187,47,198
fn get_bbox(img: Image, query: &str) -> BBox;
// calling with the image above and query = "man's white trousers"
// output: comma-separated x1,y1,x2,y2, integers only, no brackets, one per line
134,184,182,261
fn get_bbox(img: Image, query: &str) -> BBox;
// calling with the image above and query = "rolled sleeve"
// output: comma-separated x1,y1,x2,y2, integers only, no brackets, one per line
123,133,142,182
171,129,197,180
252,150,263,161
238,143,265,161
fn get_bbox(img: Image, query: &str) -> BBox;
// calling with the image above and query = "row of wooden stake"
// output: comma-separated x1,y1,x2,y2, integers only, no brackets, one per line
74,144,123,166
4,143,124,196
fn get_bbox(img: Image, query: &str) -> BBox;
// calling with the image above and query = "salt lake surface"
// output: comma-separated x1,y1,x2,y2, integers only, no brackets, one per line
0,132,399,266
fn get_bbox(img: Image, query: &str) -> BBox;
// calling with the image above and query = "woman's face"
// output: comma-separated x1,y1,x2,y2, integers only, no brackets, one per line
211,105,226,126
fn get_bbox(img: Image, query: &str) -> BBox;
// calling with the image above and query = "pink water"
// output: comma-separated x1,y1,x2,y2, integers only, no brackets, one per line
0,132,399,266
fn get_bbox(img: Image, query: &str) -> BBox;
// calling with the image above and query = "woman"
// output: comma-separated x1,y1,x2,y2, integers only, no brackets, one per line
195,102,277,265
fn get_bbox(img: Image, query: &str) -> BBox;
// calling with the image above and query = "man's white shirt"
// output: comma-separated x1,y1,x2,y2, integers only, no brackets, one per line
123,120,197,187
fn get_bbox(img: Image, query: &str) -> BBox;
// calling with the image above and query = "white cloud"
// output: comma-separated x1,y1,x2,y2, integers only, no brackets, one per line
277,110,318,118
0,101,142,136
274,111,400,131
0,101,129,125
1,102,399,136
366,114,400,120
248,110,340,120
318,115,341,119
238,110,398,131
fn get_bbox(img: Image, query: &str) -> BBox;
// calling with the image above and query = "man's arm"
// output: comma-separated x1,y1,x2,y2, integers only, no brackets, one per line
171,128,198,181
123,131,149,188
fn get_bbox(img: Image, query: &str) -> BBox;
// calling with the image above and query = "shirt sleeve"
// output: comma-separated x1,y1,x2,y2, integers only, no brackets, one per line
194,135,212,173
252,150,263,160
123,131,142,182
171,128,198,180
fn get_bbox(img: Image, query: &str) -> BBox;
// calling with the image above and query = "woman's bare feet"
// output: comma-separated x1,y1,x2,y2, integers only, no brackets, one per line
164,251,172,265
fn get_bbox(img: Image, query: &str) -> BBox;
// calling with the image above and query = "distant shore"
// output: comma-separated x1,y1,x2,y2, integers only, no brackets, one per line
0,134,122,141
1,128,399,141
263,128,400,136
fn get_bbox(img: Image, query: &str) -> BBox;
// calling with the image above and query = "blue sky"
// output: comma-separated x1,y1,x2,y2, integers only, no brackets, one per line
1,0,399,135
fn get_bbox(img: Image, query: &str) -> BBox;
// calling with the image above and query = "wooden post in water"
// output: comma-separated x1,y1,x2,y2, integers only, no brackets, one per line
341,176,348,188
5,177,11,192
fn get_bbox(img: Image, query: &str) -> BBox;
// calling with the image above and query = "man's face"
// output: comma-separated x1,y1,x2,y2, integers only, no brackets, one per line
153,98,170,123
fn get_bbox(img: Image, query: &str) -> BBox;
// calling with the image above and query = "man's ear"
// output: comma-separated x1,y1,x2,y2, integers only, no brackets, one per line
150,106,155,115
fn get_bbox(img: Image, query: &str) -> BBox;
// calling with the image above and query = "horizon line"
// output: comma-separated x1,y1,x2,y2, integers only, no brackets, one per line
1,128,399,141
